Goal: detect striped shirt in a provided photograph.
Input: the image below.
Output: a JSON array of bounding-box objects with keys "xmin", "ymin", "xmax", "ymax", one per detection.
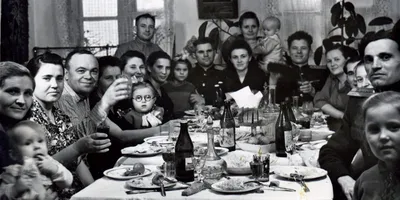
[{"xmin": 55, "ymin": 82, "xmax": 107, "ymax": 137}]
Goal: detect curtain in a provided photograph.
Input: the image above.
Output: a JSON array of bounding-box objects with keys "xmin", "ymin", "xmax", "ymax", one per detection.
[
  {"xmin": 1, "ymin": 0, "xmax": 29, "ymax": 63},
  {"xmin": 53, "ymin": 0, "xmax": 82, "ymax": 57}
]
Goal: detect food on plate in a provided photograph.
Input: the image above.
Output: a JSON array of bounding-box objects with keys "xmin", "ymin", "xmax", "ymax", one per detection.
[
  {"xmin": 123, "ymin": 163, "xmax": 145, "ymax": 176},
  {"xmin": 247, "ymin": 137, "xmax": 258, "ymax": 144},
  {"xmin": 258, "ymin": 136, "xmax": 270, "ymax": 144},
  {"xmin": 223, "ymin": 151, "xmax": 252, "ymax": 168},
  {"xmin": 215, "ymin": 179, "xmax": 256, "ymax": 191},
  {"xmin": 122, "ymin": 143, "xmax": 162, "ymax": 154}
]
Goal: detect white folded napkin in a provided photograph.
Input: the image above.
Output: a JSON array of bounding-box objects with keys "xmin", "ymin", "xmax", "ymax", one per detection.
[
  {"xmin": 142, "ymin": 111, "xmax": 162, "ymax": 127},
  {"xmin": 226, "ymin": 86, "xmax": 263, "ymax": 108}
]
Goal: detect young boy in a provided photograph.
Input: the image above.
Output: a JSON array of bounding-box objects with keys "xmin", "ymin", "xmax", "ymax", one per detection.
[{"xmin": 0, "ymin": 121, "xmax": 72, "ymax": 200}]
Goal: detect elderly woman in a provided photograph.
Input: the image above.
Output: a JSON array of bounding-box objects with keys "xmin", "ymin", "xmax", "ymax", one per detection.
[
  {"xmin": 25, "ymin": 53, "xmax": 111, "ymax": 197},
  {"xmin": 120, "ymin": 50, "xmax": 147, "ymax": 82},
  {"xmin": 313, "ymin": 45, "xmax": 352, "ymax": 131},
  {"xmin": 0, "ymin": 62, "xmax": 35, "ymax": 172},
  {"xmin": 146, "ymin": 51, "xmax": 174, "ymax": 122},
  {"xmin": 223, "ymin": 39, "xmax": 267, "ymax": 93}
]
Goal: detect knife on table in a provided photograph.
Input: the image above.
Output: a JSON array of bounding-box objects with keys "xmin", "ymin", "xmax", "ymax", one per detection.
[{"xmin": 126, "ymin": 186, "xmax": 189, "ymax": 195}]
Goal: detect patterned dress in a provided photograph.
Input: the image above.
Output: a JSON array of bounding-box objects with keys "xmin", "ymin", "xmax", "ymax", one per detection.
[{"xmin": 29, "ymin": 99, "xmax": 82, "ymax": 199}]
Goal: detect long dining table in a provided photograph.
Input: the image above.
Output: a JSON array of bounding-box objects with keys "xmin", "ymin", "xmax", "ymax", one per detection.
[{"xmin": 71, "ymin": 123, "xmax": 334, "ymax": 200}]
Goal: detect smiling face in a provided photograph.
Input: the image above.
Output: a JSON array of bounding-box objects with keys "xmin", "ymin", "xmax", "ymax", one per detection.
[
  {"xmin": 364, "ymin": 39, "xmax": 400, "ymax": 88},
  {"xmin": 10, "ymin": 124, "xmax": 48, "ymax": 163},
  {"xmin": 195, "ymin": 43, "xmax": 215, "ymax": 68},
  {"xmin": 230, "ymin": 48, "xmax": 251, "ymax": 72},
  {"xmin": 66, "ymin": 54, "xmax": 99, "ymax": 97},
  {"xmin": 240, "ymin": 18, "xmax": 259, "ymax": 41},
  {"xmin": 136, "ymin": 17, "xmax": 155, "ymax": 42},
  {"xmin": 148, "ymin": 58, "xmax": 171, "ymax": 84},
  {"xmin": 123, "ymin": 57, "xmax": 146, "ymax": 81},
  {"xmin": 173, "ymin": 63, "xmax": 189, "ymax": 82},
  {"xmin": 289, "ymin": 39, "xmax": 310, "ymax": 66},
  {"xmin": 0, "ymin": 76, "xmax": 33, "ymax": 120},
  {"xmin": 33, "ymin": 63, "xmax": 64, "ymax": 104},
  {"xmin": 132, "ymin": 87, "xmax": 155, "ymax": 113},
  {"xmin": 326, "ymin": 49, "xmax": 348, "ymax": 76},
  {"xmin": 365, "ymin": 104, "xmax": 400, "ymax": 165}
]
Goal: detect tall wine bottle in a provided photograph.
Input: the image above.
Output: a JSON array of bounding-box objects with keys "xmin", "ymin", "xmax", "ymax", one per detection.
[
  {"xmin": 220, "ymin": 100, "xmax": 236, "ymax": 151},
  {"xmin": 175, "ymin": 121, "xmax": 194, "ymax": 182},
  {"xmin": 285, "ymin": 97, "xmax": 296, "ymax": 123},
  {"xmin": 275, "ymin": 103, "xmax": 287, "ymax": 157},
  {"xmin": 283, "ymin": 102, "xmax": 294, "ymax": 153}
]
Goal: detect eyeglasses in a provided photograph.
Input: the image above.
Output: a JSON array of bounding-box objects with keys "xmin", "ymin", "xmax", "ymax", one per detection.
[{"xmin": 133, "ymin": 95, "xmax": 155, "ymax": 102}]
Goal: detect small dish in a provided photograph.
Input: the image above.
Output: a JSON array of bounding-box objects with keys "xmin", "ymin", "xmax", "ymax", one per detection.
[{"xmin": 103, "ymin": 166, "xmax": 151, "ymax": 180}]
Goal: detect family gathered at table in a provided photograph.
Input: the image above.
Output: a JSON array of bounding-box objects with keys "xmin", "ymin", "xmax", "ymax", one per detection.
[{"xmin": 1, "ymin": 10, "xmax": 400, "ymax": 200}]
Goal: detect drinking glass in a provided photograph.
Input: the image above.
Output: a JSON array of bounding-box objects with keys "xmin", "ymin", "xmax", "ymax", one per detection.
[
  {"xmin": 117, "ymin": 74, "xmax": 133, "ymax": 99},
  {"xmin": 161, "ymin": 148, "xmax": 175, "ymax": 178},
  {"xmin": 250, "ymin": 161, "xmax": 264, "ymax": 181},
  {"xmin": 192, "ymin": 156, "xmax": 206, "ymax": 181}
]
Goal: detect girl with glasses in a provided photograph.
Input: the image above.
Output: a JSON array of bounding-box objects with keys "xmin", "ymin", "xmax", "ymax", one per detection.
[{"xmin": 117, "ymin": 82, "xmax": 163, "ymax": 129}]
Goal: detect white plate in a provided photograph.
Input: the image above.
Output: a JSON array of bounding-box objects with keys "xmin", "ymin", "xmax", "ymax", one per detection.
[
  {"xmin": 126, "ymin": 176, "xmax": 176, "ymax": 189},
  {"xmin": 103, "ymin": 166, "xmax": 151, "ymax": 180},
  {"xmin": 211, "ymin": 179, "xmax": 261, "ymax": 194},
  {"xmin": 144, "ymin": 136, "xmax": 173, "ymax": 145},
  {"xmin": 121, "ymin": 145, "xmax": 162, "ymax": 157},
  {"xmin": 274, "ymin": 166, "xmax": 327, "ymax": 180},
  {"xmin": 236, "ymin": 141, "xmax": 275, "ymax": 153}
]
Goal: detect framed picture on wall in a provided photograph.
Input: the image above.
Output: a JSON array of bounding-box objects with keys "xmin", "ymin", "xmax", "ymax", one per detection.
[{"xmin": 197, "ymin": 0, "xmax": 238, "ymax": 19}]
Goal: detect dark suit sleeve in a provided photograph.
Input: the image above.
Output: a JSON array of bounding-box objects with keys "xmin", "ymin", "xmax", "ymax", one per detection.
[{"xmin": 318, "ymin": 97, "xmax": 360, "ymax": 183}]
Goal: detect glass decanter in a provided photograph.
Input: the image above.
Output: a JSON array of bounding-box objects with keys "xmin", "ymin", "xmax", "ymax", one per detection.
[{"xmin": 201, "ymin": 116, "xmax": 227, "ymax": 180}]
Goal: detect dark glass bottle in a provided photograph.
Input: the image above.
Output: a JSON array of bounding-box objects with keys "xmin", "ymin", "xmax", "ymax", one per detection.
[
  {"xmin": 213, "ymin": 84, "xmax": 223, "ymax": 109},
  {"xmin": 220, "ymin": 100, "xmax": 236, "ymax": 151},
  {"xmin": 175, "ymin": 121, "xmax": 194, "ymax": 182},
  {"xmin": 283, "ymin": 102, "xmax": 293, "ymax": 153},
  {"xmin": 218, "ymin": 81, "xmax": 225, "ymax": 99},
  {"xmin": 285, "ymin": 98, "xmax": 296, "ymax": 123},
  {"xmin": 275, "ymin": 103, "xmax": 287, "ymax": 157}
]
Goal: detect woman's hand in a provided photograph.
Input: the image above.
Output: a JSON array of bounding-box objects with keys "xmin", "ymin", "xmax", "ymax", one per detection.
[
  {"xmin": 74, "ymin": 133, "xmax": 111, "ymax": 154},
  {"xmin": 337, "ymin": 175, "xmax": 356, "ymax": 200}
]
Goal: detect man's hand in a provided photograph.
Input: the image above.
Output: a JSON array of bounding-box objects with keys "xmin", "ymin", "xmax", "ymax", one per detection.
[
  {"xmin": 36, "ymin": 155, "xmax": 59, "ymax": 176},
  {"xmin": 100, "ymin": 78, "xmax": 131, "ymax": 110},
  {"xmin": 337, "ymin": 175, "xmax": 356, "ymax": 200},
  {"xmin": 74, "ymin": 133, "xmax": 111, "ymax": 154},
  {"xmin": 190, "ymin": 93, "xmax": 205, "ymax": 105},
  {"xmin": 299, "ymin": 81, "xmax": 316, "ymax": 95}
]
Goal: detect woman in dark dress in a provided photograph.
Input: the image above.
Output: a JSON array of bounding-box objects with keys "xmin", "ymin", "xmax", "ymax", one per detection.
[{"xmin": 223, "ymin": 39, "xmax": 268, "ymax": 93}]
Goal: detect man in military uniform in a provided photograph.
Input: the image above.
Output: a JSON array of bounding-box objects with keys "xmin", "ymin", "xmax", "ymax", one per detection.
[
  {"xmin": 276, "ymin": 31, "xmax": 329, "ymax": 103},
  {"xmin": 187, "ymin": 37, "xmax": 224, "ymax": 105},
  {"xmin": 114, "ymin": 13, "xmax": 162, "ymax": 59}
]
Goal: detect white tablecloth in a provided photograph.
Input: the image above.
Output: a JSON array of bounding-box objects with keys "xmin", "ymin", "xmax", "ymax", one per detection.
[
  {"xmin": 72, "ymin": 126, "xmax": 334, "ymax": 200},
  {"xmin": 71, "ymin": 165, "xmax": 333, "ymax": 200}
]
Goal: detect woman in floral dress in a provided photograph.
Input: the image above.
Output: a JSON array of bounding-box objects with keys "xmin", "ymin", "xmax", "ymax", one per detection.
[{"xmin": 26, "ymin": 52, "xmax": 110, "ymax": 199}]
